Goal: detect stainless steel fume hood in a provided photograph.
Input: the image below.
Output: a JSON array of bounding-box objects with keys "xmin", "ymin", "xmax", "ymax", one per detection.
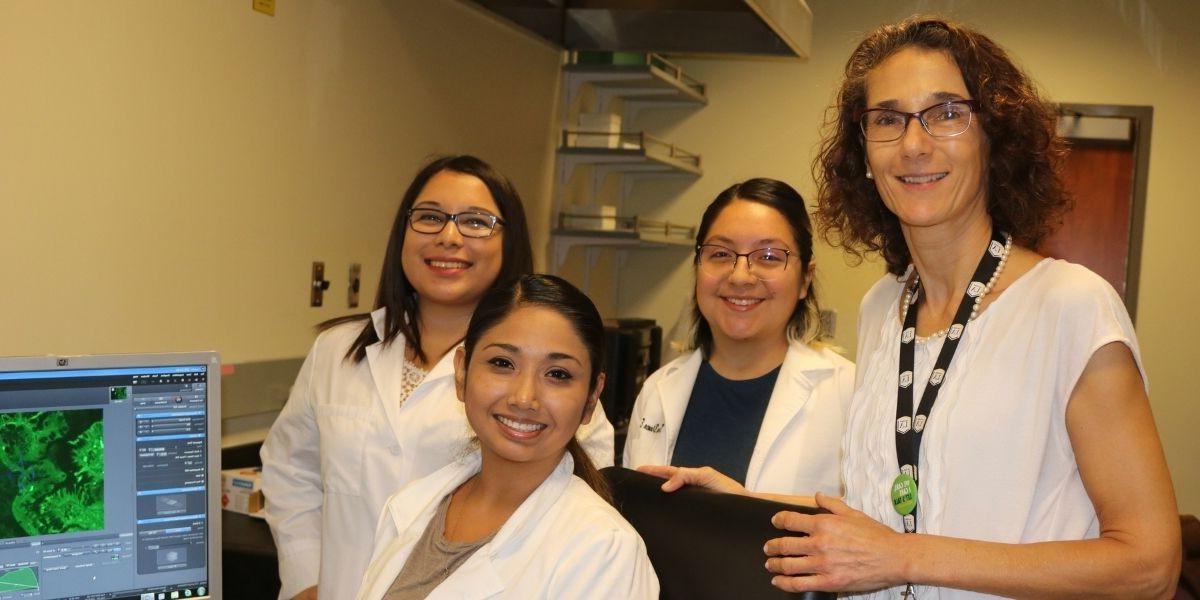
[{"xmin": 464, "ymin": 0, "xmax": 812, "ymax": 59}]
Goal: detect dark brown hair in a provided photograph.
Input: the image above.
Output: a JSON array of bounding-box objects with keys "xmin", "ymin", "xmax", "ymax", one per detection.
[
  {"xmin": 692, "ymin": 178, "xmax": 821, "ymax": 355},
  {"xmin": 814, "ymin": 16, "xmax": 1071, "ymax": 275},
  {"xmin": 461, "ymin": 274, "xmax": 612, "ymax": 504},
  {"xmin": 321, "ymin": 155, "xmax": 534, "ymax": 363}
]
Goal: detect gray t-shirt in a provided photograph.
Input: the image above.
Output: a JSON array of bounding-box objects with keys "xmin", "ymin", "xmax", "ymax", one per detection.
[{"xmin": 383, "ymin": 492, "xmax": 495, "ymax": 599}]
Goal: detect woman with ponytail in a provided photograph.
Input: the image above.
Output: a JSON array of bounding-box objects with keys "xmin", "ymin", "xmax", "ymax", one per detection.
[{"xmin": 356, "ymin": 274, "xmax": 658, "ymax": 599}]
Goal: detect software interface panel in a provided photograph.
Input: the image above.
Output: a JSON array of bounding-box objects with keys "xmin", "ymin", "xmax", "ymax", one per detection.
[{"xmin": 0, "ymin": 364, "xmax": 212, "ymax": 600}]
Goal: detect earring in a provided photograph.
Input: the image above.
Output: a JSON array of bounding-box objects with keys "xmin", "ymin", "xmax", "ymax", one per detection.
[{"xmin": 866, "ymin": 166, "xmax": 874, "ymax": 180}]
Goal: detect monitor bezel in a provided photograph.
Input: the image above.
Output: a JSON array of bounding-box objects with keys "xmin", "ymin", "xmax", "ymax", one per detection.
[{"xmin": 0, "ymin": 351, "xmax": 222, "ymax": 600}]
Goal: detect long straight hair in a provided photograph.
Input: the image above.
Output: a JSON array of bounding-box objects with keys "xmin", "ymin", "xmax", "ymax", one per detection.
[
  {"xmin": 321, "ymin": 155, "xmax": 534, "ymax": 363},
  {"xmin": 461, "ymin": 274, "xmax": 612, "ymax": 504}
]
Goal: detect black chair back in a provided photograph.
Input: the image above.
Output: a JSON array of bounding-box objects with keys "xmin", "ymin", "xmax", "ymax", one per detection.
[{"xmin": 602, "ymin": 467, "xmax": 835, "ymax": 600}]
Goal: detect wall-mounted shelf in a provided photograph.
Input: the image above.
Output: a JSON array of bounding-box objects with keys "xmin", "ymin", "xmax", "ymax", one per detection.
[
  {"xmin": 563, "ymin": 52, "xmax": 707, "ymax": 115},
  {"xmin": 550, "ymin": 50, "xmax": 707, "ymax": 332},
  {"xmin": 558, "ymin": 130, "xmax": 702, "ymax": 175},
  {"xmin": 551, "ymin": 212, "xmax": 695, "ymax": 270}
]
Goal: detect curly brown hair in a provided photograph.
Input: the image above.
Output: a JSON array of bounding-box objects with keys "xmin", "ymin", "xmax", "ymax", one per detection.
[{"xmin": 814, "ymin": 16, "xmax": 1071, "ymax": 275}]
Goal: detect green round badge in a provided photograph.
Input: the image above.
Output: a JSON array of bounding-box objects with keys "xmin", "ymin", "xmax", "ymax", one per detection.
[{"xmin": 891, "ymin": 473, "xmax": 918, "ymax": 516}]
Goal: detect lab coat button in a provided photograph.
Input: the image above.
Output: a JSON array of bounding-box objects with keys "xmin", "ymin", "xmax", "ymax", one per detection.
[{"xmin": 389, "ymin": 445, "xmax": 401, "ymax": 455}]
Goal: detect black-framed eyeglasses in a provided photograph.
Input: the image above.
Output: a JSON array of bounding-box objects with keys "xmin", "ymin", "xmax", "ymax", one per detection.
[
  {"xmin": 857, "ymin": 99, "xmax": 978, "ymax": 142},
  {"xmin": 695, "ymin": 244, "xmax": 792, "ymax": 279},
  {"xmin": 406, "ymin": 208, "xmax": 505, "ymax": 238}
]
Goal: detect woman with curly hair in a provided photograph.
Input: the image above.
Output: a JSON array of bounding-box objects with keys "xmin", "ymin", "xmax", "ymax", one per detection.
[{"xmin": 645, "ymin": 17, "xmax": 1179, "ymax": 598}]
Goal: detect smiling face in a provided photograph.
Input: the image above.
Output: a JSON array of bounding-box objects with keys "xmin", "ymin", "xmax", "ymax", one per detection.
[
  {"xmin": 454, "ymin": 305, "xmax": 601, "ymax": 472},
  {"xmin": 400, "ymin": 170, "xmax": 505, "ymax": 310},
  {"xmin": 695, "ymin": 199, "xmax": 812, "ymax": 351},
  {"xmin": 864, "ymin": 46, "xmax": 990, "ymax": 236}
]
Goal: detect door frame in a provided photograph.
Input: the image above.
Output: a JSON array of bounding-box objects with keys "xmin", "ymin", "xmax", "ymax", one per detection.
[{"xmin": 1057, "ymin": 102, "xmax": 1153, "ymax": 322}]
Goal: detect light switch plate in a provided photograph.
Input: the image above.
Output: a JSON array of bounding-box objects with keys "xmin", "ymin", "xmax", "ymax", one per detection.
[
  {"xmin": 311, "ymin": 262, "xmax": 329, "ymax": 307},
  {"xmin": 348, "ymin": 263, "xmax": 362, "ymax": 308}
]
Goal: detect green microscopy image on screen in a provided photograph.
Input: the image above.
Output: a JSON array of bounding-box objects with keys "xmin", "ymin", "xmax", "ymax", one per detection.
[{"xmin": 0, "ymin": 410, "xmax": 104, "ymax": 539}]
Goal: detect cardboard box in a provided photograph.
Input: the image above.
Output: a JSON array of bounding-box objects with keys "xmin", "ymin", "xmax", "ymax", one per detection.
[
  {"xmin": 574, "ymin": 113, "xmax": 622, "ymax": 148},
  {"xmin": 221, "ymin": 467, "xmax": 264, "ymax": 517},
  {"xmin": 563, "ymin": 204, "xmax": 619, "ymax": 231}
]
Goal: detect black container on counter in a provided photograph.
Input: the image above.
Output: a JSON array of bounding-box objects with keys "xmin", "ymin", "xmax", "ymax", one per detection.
[{"xmin": 601, "ymin": 318, "xmax": 662, "ymax": 461}]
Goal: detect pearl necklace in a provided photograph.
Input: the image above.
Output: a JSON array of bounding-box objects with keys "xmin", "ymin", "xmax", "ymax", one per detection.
[{"xmin": 900, "ymin": 232, "xmax": 1013, "ymax": 342}]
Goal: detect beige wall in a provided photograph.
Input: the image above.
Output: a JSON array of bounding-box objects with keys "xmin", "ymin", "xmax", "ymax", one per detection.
[
  {"xmin": 622, "ymin": 0, "xmax": 1200, "ymax": 513},
  {"xmin": 0, "ymin": 0, "xmax": 561, "ymax": 364},
  {"xmin": 2, "ymin": 0, "xmax": 1196, "ymax": 513}
]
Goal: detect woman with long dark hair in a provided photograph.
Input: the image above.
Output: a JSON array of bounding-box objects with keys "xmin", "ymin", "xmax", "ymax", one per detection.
[
  {"xmin": 356, "ymin": 274, "xmax": 657, "ymax": 599},
  {"xmin": 261, "ymin": 156, "xmax": 615, "ymax": 600}
]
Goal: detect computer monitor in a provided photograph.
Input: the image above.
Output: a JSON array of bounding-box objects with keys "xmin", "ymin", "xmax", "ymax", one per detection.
[{"xmin": 0, "ymin": 352, "xmax": 221, "ymax": 600}]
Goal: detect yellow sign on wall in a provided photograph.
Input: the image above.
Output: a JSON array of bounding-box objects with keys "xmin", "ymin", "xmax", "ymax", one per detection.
[{"xmin": 252, "ymin": 0, "xmax": 275, "ymax": 16}]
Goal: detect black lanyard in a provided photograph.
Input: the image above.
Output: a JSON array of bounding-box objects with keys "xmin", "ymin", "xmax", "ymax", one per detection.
[{"xmin": 891, "ymin": 228, "xmax": 1006, "ymax": 535}]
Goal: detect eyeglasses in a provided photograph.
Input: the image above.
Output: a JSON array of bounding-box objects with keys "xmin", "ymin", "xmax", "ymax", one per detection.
[
  {"xmin": 695, "ymin": 244, "xmax": 792, "ymax": 279},
  {"xmin": 857, "ymin": 100, "xmax": 978, "ymax": 142},
  {"xmin": 406, "ymin": 208, "xmax": 505, "ymax": 238}
]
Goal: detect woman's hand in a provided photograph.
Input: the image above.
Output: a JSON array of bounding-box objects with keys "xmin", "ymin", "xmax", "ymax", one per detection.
[
  {"xmin": 635, "ymin": 465, "xmax": 748, "ymax": 495},
  {"xmin": 764, "ymin": 492, "xmax": 908, "ymax": 593}
]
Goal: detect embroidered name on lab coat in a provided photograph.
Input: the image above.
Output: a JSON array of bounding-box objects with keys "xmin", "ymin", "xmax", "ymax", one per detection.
[{"xmin": 640, "ymin": 418, "xmax": 664, "ymax": 433}]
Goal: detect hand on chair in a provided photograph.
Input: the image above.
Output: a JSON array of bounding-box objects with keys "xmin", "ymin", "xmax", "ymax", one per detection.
[
  {"xmin": 635, "ymin": 465, "xmax": 749, "ymax": 495},
  {"xmin": 764, "ymin": 492, "xmax": 907, "ymax": 593}
]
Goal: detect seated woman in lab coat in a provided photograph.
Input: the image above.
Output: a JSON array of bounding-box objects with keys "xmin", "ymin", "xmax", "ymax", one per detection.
[
  {"xmin": 260, "ymin": 156, "xmax": 615, "ymax": 600},
  {"xmin": 356, "ymin": 274, "xmax": 658, "ymax": 600},
  {"xmin": 623, "ymin": 178, "xmax": 854, "ymax": 496}
]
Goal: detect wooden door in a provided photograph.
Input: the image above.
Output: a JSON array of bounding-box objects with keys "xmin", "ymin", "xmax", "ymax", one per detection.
[{"xmin": 1038, "ymin": 140, "xmax": 1136, "ymax": 297}]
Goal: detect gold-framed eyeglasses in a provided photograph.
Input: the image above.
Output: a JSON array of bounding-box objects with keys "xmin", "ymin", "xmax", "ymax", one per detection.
[
  {"xmin": 406, "ymin": 208, "xmax": 505, "ymax": 238},
  {"xmin": 857, "ymin": 99, "xmax": 978, "ymax": 142},
  {"xmin": 695, "ymin": 244, "xmax": 792, "ymax": 279}
]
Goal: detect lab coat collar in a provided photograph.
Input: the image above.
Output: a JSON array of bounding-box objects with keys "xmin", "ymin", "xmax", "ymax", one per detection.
[
  {"xmin": 364, "ymin": 307, "xmax": 458, "ymax": 445},
  {"xmin": 652, "ymin": 349, "xmax": 705, "ymax": 453},
  {"xmin": 370, "ymin": 306, "xmax": 388, "ymax": 340},
  {"xmin": 486, "ymin": 452, "xmax": 575, "ymax": 557},
  {"xmin": 383, "ymin": 451, "xmax": 576, "ymax": 598},
  {"xmin": 384, "ymin": 451, "xmax": 577, "ymax": 547},
  {"xmin": 744, "ymin": 340, "xmax": 836, "ymax": 488}
]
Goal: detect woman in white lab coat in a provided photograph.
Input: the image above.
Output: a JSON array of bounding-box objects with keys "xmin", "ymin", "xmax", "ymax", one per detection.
[
  {"xmin": 260, "ymin": 156, "xmax": 615, "ymax": 600},
  {"xmin": 623, "ymin": 179, "xmax": 854, "ymax": 496},
  {"xmin": 356, "ymin": 274, "xmax": 658, "ymax": 600}
]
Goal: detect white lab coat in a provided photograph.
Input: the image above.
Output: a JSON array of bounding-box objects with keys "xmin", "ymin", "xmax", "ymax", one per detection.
[
  {"xmin": 356, "ymin": 451, "xmax": 659, "ymax": 600},
  {"xmin": 622, "ymin": 340, "xmax": 854, "ymax": 496},
  {"xmin": 260, "ymin": 308, "xmax": 616, "ymax": 600}
]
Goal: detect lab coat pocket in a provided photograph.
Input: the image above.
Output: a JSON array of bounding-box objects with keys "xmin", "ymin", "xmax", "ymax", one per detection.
[{"xmin": 315, "ymin": 404, "xmax": 370, "ymax": 495}]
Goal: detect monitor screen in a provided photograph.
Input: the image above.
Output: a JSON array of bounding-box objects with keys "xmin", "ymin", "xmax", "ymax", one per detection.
[{"xmin": 0, "ymin": 353, "xmax": 221, "ymax": 600}]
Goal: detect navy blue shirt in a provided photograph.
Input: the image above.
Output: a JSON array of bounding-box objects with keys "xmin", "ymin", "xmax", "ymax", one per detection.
[{"xmin": 670, "ymin": 361, "xmax": 781, "ymax": 485}]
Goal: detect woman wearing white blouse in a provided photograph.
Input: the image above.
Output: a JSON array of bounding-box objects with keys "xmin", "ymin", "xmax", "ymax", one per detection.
[{"xmin": 644, "ymin": 17, "xmax": 1179, "ymax": 599}]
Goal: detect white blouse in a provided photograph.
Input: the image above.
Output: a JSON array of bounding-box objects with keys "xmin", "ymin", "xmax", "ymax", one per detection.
[{"xmin": 842, "ymin": 259, "xmax": 1147, "ymax": 600}]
